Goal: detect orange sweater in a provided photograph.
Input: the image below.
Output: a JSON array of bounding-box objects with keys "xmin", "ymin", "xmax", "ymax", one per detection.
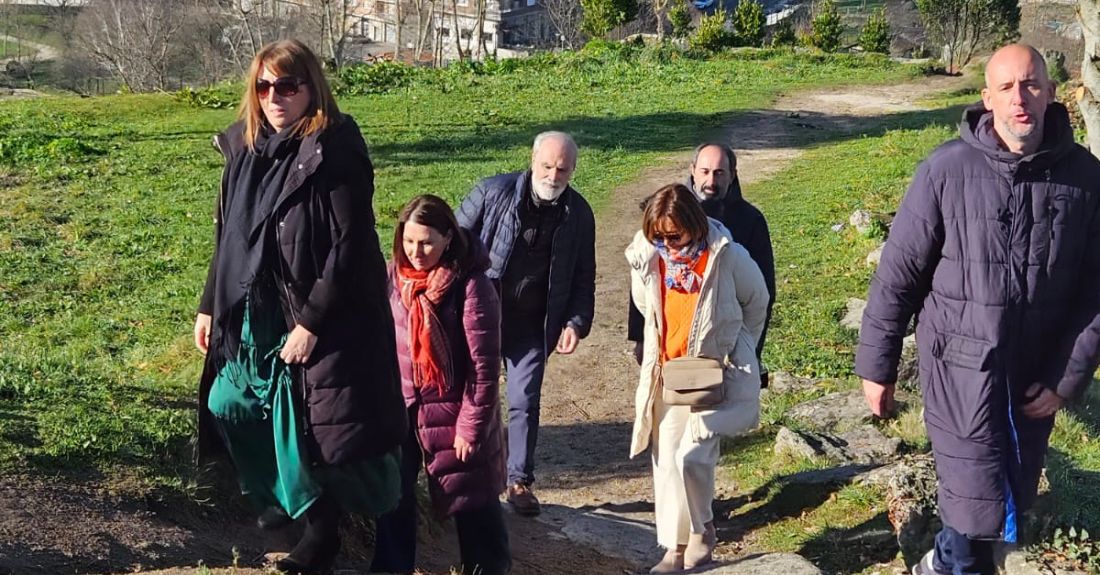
[{"xmin": 660, "ymin": 250, "xmax": 710, "ymax": 362}]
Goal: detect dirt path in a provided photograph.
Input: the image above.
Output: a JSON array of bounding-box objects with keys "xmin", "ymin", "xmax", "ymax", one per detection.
[{"xmin": 532, "ymin": 74, "xmax": 968, "ymax": 568}]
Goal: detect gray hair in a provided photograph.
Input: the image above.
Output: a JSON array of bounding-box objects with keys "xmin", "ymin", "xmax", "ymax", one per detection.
[
  {"xmin": 532, "ymin": 131, "xmax": 578, "ymax": 160},
  {"xmin": 691, "ymin": 142, "xmax": 737, "ymax": 172}
]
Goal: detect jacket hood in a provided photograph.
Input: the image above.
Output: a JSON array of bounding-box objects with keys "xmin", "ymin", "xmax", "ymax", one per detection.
[
  {"xmin": 625, "ymin": 218, "xmax": 731, "ymax": 274},
  {"xmin": 959, "ymin": 102, "xmax": 1076, "ymax": 168},
  {"xmin": 684, "ymin": 174, "xmax": 745, "ymax": 205}
]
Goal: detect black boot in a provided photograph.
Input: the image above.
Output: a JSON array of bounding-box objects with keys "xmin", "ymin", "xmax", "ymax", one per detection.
[
  {"xmin": 257, "ymin": 506, "xmax": 293, "ymax": 530},
  {"xmin": 275, "ymin": 496, "xmax": 341, "ymax": 575}
]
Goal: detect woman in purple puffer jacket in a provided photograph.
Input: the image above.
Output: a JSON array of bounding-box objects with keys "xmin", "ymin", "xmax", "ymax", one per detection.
[{"xmin": 370, "ymin": 194, "xmax": 511, "ymax": 575}]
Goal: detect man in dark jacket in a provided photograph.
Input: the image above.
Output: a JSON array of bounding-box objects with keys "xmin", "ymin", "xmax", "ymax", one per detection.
[
  {"xmin": 856, "ymin": 44, "xmax": 1100, "ymax": 575},
  {"xmin": 456, "ymin": 131, "xmax": 596, "ymax": 516},
  {"xmin": 627, "ymin": 143, "xmax": 776, "ymax": 385}
]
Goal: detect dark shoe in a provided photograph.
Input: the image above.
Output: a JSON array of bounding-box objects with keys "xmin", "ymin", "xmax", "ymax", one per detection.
[
  {"xmin": 506, "ymin": 482, "xmax": 541, "ymax": 516},
  {"xmin": 257, "ymin": 506, "xmax": 293, "ymax": 530},
  {"xmin": 276, "ymin": 496, "xmax": 341, "ymax": 575}
]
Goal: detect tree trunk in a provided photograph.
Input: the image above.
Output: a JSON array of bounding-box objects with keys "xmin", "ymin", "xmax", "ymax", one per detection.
[{"xmin": 1080, "ymin": 0, "xmax": 1100, "ymax": 157}]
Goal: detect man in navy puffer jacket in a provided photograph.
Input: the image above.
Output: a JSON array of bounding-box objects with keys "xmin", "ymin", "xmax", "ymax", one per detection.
[{"xmin": 857, "ymin": 44, "xmax": 1100, "ymax": 575}]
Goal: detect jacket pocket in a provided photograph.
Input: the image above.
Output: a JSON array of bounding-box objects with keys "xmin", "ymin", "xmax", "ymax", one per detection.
[{"xmin": 931, "ymin": 331, "xmax": 993, "ymax": 371}]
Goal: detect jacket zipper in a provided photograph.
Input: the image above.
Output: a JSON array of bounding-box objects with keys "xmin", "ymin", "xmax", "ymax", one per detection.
[{"xmin": 275, "ymin": 208, "xmax": 312, "ymax": 440}]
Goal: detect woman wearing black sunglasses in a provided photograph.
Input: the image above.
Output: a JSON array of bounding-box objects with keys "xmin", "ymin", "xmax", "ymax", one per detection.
[
  {"xmin": 192, "ymin": 39, "xmax": 406, "ymax": 575},
  {"xmin": 625, "ymin": 183, "xmax": 769, "ymax": 573}
]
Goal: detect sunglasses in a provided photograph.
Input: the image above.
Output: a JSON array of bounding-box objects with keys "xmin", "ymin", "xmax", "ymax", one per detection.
[
  {"xmin": 653, "ymin": 232, "xmax": 683, "ymax": 244},
  {"xmin": 256, "ymin": 76, "xmax": 308, "ymax": 98}
]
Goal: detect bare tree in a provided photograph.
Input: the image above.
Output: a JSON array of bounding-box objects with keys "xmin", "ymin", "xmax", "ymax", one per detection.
[
  {"xmin": 411, "ymin": 0, "xmax": 436, "ymax": 61},
  {"xmin": 75, "ymin": 0, "xmax": 184, "ymax": 92},
  {"xmin": 314, "ymin": 0, "xmax": 365, "ymax": 66},
  {"xmin": 1080, "ymin": 0, "xmax": 1100, "ymax": 156},
  {"xmin": 539, "ymin": 0, "xmax": 583, "ymax": 48}
]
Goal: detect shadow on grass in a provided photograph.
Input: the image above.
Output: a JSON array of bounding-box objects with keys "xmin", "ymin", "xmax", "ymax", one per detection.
[
  {"xmin": 370, "ymin": 102, "xmax": 972, "ymax": 171},
  {"xmin": 798, "ymin": 511, "xmax": 898, "ymax": 574}
]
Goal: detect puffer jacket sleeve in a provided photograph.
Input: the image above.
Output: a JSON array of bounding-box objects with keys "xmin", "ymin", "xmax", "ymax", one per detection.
[
  {"xmin": 1043, "ymin": 186, "xmax": 1100, "ymax": 400},
  {"xmin": 745, "ymin": 215, "xmax": 775, "ymax": 359},
  {"xmin": 456, "ymin": 273, "xmax": 502, "ymax": 445},
  {"xmin": 564, "ymin": 202, "xmax": 597, "ymax": 338},
  {"xmin": 298, "ymin": 126, "xmax": 379, "ymax": 334},
  {"xmin": 855, "ymin": 162, "xmax": 944, "ymax": 385},
  {"xmin": 729, "ymin": 242, "xmax": 769, "ymax": 347},
  {"xmin": 456, "ymin": 180, "xmax": 489, "ymax": 235}
]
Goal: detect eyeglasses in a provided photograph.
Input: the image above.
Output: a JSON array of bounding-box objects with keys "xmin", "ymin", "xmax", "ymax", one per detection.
[
  {"xmin": 653, "ymin": 232, "xmax": 683, "ymax": 244},
  {"xmin": 256, "ymin": 76, "xmax": 308, "ymax": 98}
]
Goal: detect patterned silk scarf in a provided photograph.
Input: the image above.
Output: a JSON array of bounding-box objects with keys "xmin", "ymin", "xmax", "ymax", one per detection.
[
  {"xmin": 397, "ymin": 262, "xmax": 460, "ymax": 393},
  {"xmin": 656, "ymin": 239, "xmax": 708, "ymax": 293}
]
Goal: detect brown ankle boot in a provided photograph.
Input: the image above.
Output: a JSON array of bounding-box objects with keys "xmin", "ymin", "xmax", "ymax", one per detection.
[
  {"xmin": 650, "ymin": 546, "xmax": 685, "ymax": 573},
  {"xmin": 684, "ymin": 522, "xmax": 716, "ymax": 569}
]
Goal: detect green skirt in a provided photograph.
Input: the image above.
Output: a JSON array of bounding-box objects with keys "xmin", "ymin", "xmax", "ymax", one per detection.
[{"xmin": 208, "ymin": 295, "xmax": 400, "ymax": 519}]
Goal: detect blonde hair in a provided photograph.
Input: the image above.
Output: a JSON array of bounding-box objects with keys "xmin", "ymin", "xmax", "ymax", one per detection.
[{"xmin": 238, "ymin": 39, "xmax": 340, "ymax": 150}]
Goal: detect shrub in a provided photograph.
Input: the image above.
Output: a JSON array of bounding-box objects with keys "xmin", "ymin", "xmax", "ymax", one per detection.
[
  {"xmin": 174, "ymin": 85, "xmax": 239, "ymax": 109},
  {"xmin": 1044, "ymin": 49, "xmax": 1069, "ymax": 85},
  {"xmin": 334, "ymin": 60, "xmax": 418, "ymax": 95},
  {"xmin": 689, "ymin": 9, "xmax": 733, "ymax": 53},
  {"xmin": 732, "ymin": 0, "xmax": 765, "ymax": 47},
  {"xmin": 668, "ymin": 0, "xmax": 693, "ymax": 39},
  {"xmin": 770, "ymin": 18, "xmax": 796, "ymax": 47},
  {"xmin": 858, "ymin": 7, "xmax": 891, "ymax": 54},
  {"xmin": 580, "ymin": 0, "xmax": 639, "ymax": 38},
  {"xmin": 810, "ymin": 0, "xmax": 843, "ymax": 53}
]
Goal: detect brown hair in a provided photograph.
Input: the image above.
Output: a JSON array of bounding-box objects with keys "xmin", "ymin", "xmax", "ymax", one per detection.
[
  {"xmin": 393, "ymin": 194, "xmax": 472, "ymax": 270},
  {"xmin": 642, "ymin": 183, "xmax": 709, "ymax": 244},
  {"xmin": 238, "ymin": 39, "xmax": 340, "ymax": 150}
]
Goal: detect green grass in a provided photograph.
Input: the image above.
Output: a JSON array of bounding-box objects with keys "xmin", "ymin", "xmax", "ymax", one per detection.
[{"xmin": 0, "ymin": 50, "xmax": 919, "ymax": 488}]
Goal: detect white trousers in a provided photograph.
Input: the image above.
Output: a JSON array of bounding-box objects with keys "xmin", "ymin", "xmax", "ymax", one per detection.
[{"xmin": 651, "ymin": 395, "xmax": 721, "ymax": 549}]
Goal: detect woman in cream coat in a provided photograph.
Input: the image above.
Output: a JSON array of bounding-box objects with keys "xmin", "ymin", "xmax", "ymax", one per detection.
[{"xmin": 625, "ymin": 183, "xmax": 769, "ymax": 573}]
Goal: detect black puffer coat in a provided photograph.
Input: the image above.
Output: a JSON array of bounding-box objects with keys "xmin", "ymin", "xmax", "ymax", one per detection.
[
  {"xmin": 197, "ymin": 115, "xmax": 407, "ymax": 466},
  {"xmin": 856, "ymin": 103, "xmax": 1100, "ymax": 540}
]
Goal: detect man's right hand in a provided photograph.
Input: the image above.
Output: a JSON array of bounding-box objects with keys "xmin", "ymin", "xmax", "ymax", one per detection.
[
  {"xmin": 861, "ymin": 379, "xmax": 896, "ymax": 417},
  {"xmin": 633, "ymin": 341, "xmax": 643, "ymax": 365},
  {"xmin": 194, "ymin": 313, "xmax": 212, "ymax": 355}
]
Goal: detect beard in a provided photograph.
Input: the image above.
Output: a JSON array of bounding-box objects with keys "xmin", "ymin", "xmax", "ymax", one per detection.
[{"xmin": 533, "ymin": 179, "xmax": 567, "ymax": 201}]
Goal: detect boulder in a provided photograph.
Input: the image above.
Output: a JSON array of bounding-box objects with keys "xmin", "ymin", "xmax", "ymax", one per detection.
[
  {"xmin": 840, "ymin": 298, "xmax": 867, "ymax": 332},
  {"xmin": 897, "ymin": 335, "xmax": 920, "ymax": 393},
  {"xmin": 786, "ymin": 389, "xmax": 874, "ymax": 432},
  {"xmin": 849, "ymin": 209, "xmax": 875, "ymax": 235},
  {"xmin": 773, "ymin": 425, "xmax": 902, "ymax": 465},
  {"xmin": 885, "ymin": 454, "xmax": 940, "ymax": 565},
  {"xmin": 764, "ymin": 371, "xmax": 819, "ymax": 395},
  {"xmin": 866, "ymin": 243, "xmax": 885, "ymax": 267},
  {"xmin": 701, "ymin": 553, "xmax": 823, "ymax": 574}
]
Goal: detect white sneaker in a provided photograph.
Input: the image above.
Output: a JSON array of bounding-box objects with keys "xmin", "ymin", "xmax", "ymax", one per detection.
[{"xmin": 911, "ymin": 550, "xmax": 941, "ymax": 575}]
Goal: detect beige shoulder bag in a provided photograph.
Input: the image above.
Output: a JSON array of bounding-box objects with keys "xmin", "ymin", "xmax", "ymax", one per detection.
[{"xmin": 661, "ymin": 356, "xmax": 725, "ymax": 407}]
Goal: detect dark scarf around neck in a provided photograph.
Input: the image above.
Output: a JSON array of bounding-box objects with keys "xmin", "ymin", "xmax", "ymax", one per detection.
[{"xmin": 210, "ymin": 126, "xmax": 301, "ymax": 360}]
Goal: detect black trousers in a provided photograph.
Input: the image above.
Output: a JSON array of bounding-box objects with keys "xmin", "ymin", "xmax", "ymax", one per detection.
[{"xmin": 371, "ymin": 408, "xmax": 511, "ymax": 575}]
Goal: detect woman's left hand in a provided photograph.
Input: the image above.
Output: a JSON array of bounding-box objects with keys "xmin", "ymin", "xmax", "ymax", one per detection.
[
  {"xmin": 454, "ymin": 435, "xmax": 476, "ymax": 462},
  {"xmin": 280, "ymin": 325, "xmax": 318, "ymax": 365}
]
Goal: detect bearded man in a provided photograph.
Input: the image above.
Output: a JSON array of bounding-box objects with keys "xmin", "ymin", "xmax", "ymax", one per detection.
[{"xmin": 456, "ymin": 131, "xmax": 596, "ymax": 517}]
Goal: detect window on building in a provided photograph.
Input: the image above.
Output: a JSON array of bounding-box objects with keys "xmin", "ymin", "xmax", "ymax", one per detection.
[
  {"xmin": 460, "ymin": 28, "xmax": 472, "ymax": 39},
  {"xmin": 482, "ymin": 32, "xmax": 494, "ymax": 44},
  {"xmin": 441, "ymin": 27, "xmax": 451, "ymax": 36}
]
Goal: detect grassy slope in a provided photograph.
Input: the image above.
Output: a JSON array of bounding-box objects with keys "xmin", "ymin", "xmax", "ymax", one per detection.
[{"xmin": 0, "ymin": 51, "xmax": 914, "ymax": 490}]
